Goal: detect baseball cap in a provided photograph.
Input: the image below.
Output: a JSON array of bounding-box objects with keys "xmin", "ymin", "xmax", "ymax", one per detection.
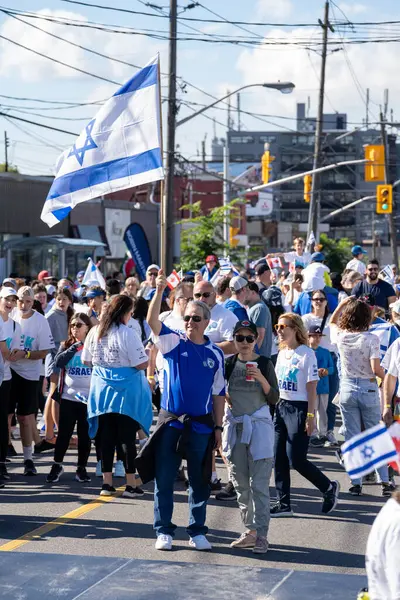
[
  {"xmin": 2, "ymin": 278, "xmax": 17, "ymax": 288},
  {"xmin": 0, "ymin": 287, "xmax": 17, "ymax": 299},
  {"xmin": 146, "ymin": 264, "xmax": 160, "ymax": 274},
  {"xmin": 255, "ymin": 261, "xmax": 270, "ymax": 276},
  {"xmin": 390, "ymin": 299, "xmax": 400, "ymax": 313},
  {"xmin": 311, "ymin": 252, "xmax": 325, "ymax": 263},
  {"xmin": 308, "ymin": 324, "xmax": 325, "ymax": 336},
  {"xmin": 38, "ymin": 270, "xmax": 52, "ymax": 280},
  {"xmin": 85, "ymin": 288, "xmax": 106, "ymax": 299},
  {"xmin": 233, "ymin": 319, "xmax": 258, "ymax": 337},
  {"xmin": 351, "ymin": 245, "xmax": 367, "ymax": 256},
  {"xmin": 205, "ymin": 255, "xmax": 218, "ymax": 263},
  {"xmin": 77, "ymin": 270, "xmax": 85, "ymax": 278},
  {"xmin": 229, "ymin": 275, "xmax": 248, "ymax": 292},
  {"xmin": 17, "ymin": 286, "xmax": 34, "ymax": 300},
  {"xmin": 46, "ymin": 284, "xmax": 56, "ymax": 295}
]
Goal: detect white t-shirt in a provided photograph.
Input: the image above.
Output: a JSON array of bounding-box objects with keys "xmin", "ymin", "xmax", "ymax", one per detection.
[
  {"xmin": 283, "ymin": 251, "xmax": 311, "ymax": 268},
  {"xmin": 275, "ymin": 345, "xmax": 318, "ymax": 401},
  {"xmin": 205, "ymin": 303, "xmax": 238, "ymax": 345},
  {"xmin": 82, "ymin": 324, "xmax": 147, "ymax": 368},
  {"xmin": 62, "ymin": 346, "xmax": 92, "ymax": 403},
  {"xmin": 284, "ymin": 289, "xmax": 300, "ymax": 312},
  {"xmin": 155, "ymin": 310, "xmax": 185, "ymax": 390},
  {"xmin": 2, "ymin": 317, "xmax": 23, "ymax": 381},
  {"xmin": 302, "ymin": 313, "xmax": 337, "ymax": 353},
  {"xmin": 346, "ymin": 257, "xmax": 366, "ymax": 276},
  {"xmin": 11, "ymin": 311, "xmax": 55, "ymax": 381},
  {"xmin": 366, "ymin": 498, "xmax": 400, "ymax": 600},
  {"xmin": 382, "ymin": 337, "xmax": 400, "ymax": 372},
  {"xmin": 127, "ymin": 317, "xmax": 151, "ymax": 343},
  {"xmin": 331, "ymin": 326, "xmax": 380, "ymax": 379}
]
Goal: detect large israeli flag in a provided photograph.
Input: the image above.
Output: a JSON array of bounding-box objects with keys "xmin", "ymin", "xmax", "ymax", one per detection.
[{"xmin": 41, "ymin": 55, "xmax": 164, "ymax": 227}]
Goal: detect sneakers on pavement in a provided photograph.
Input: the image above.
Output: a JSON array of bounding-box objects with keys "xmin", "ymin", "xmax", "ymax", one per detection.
[
  {"xmin": 155, "ymin": 534, "xmax": 172, "ymax": 551},
  {"xmin": 96, "ymin": 460, "xmax": 102, "ymax": 477},
  {"xmin": 114, "ymin": 460, "xmax": 125, "ymax": 478},
  {"xmin": 252, "ymin": 536, "xmax": 269, "ymax": 554},
  {"xmin": 34, "ymin": 439, "xmax": 56, "ymax": 454},
  {"xmin": 216, "ymin": 481, "xmax": 236, "ymax": 501},
  {"xmin": 230, "ymin": 531, "xmax": 256, "ymax": 549},
  {"xmin": 23, "ymin": 459, "xmax": 37, "ymax": 476},
  {"xmin": 322, "ymin": 480, "xmax": 340, "ymax": 514},
  {"xmin": 75, "ymin": 466, "xmax": 91, "ymax": 483},
  {"xmin": 46, "ymin": 463, "xmax": 64, "ymax": 483},
  {"xmin": 324, "ymin": 431, "xmax": 338, "ymax": 447},
  {"xmin": 0, "ymin": 463, "xmax": 10, "ymax": 480},
  {"xmin": 309, "ymin": 436, "xmax": 327, "ymax": 448},
  {"xmin": 210, "ymin": 478, "xmax": 222, "ymax": 492},
  {"xmin": 189, "ymin": 535, "xmax": 212, "ymax": 551},
  {"xmin": 349, "ymin": 484, "xmax": 362, "ymax": 496},
  {"xmin": 364, "ymin": 472, "xmax": 377, "ymax": 485},
  {"xmin": 7, "ymin": 443, "xmax": 17, "ymax": 457},
  {"xmin": 270, "ymin": 503, "xmax": 294, "ymax": 518},
  {"xmin": 100, "ymin": 484, "xmax": 116, "ymax": 496},
  {"xmin": 381, "ymin": 482, "xmax": 396, "ymax": 497},
  {"xmin": 122, "ymin": 485, "xmax": 145, "ymax": 498}
]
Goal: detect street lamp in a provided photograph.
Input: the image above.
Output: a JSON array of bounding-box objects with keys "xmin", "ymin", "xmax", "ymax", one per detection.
[{"xmin": 176, "ymin": 82, "xmax": 295, "ymax": 127}]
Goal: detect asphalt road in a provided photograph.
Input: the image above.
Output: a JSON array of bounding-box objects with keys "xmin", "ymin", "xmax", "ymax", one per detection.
[{"xmin": 0, "ymin": 434, "xmax": 389, "ymax": 577}]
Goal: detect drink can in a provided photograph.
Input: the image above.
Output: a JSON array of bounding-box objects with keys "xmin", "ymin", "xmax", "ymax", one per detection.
[{"xmin": 246, "ymin": 361, "xmax": 258, "ymax": 382}]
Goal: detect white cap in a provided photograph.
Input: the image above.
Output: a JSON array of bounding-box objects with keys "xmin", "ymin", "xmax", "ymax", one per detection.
[
  {"xmin": 390, "ymin": 299, "xmax": 400, "ymax": 313},
  {"xmin": 146, "ymin": 264, "xmax": 160, "ymax": 274},
  {"xmin": 0, "ymin": 287, "xmax": 17, "ymax": 299},
  {"xmin": 46, "ymin": 284, "xmax": 56, "ymax": 295},
  {"xmin": 229, "ymin": 275, "xmax": 248, "ymax": 292}
]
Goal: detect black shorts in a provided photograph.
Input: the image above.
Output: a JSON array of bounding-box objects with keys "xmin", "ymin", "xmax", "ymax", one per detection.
[
  {"xmin": 0, "ymin": 379, "xmax": 12, "ymax": 414},
  {"xmin": 10, "ymin": 371, "xmax": 39, "ymax": 416}
]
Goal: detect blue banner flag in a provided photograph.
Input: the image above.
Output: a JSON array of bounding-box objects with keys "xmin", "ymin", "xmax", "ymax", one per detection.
[
  {"xmin": 123, "ymin": 223, "xmax": 152, "ymax": 281},
  {"xmin": 41, "ymin": 55, "xmax": 164, "ymax": 227}
]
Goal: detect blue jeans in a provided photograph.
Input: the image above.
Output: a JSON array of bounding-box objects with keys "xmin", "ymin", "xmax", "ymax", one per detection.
[
  {"xmin": 340, "ymin": 378, "xmax": 388, "ymax": 486},
  {"xmin": 327, "ymin": 353, "xmax": 339, "ymax": 432},
  {"xmin": 153, "ymin": 425, "xmax": 211, "ymax": 537}
]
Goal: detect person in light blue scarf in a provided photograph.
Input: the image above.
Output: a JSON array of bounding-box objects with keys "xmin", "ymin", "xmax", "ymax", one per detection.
[{"xmin": 82, "ymin": 294, "xmax": 151, "ymax": 499}]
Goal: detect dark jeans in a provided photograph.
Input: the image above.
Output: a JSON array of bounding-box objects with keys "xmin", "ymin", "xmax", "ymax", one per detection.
[
  {"xmin": 0, "ymin": 380, "xmax": 11, "ymax": 463},
  {"xmin": 99, "ymin": 413, "xmax": 140, "ymax": 474},
  {"xmin": 274, "ymin": 400, "xmax": 331, "ymax": 508},
  {"xmin": 54, "ymin": 398, "xmax": 91, "ymax": 467},
  {"xmin": 154, "ymin": 425, "xmax": 211, "ymax": 537},
  {"xmin": 327, "ymin": 353, "xmax": 339, "ymax": 432}
]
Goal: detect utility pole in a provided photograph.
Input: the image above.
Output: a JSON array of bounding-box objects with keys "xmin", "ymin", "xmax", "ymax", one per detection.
[
  {"xmin": 164, "ymin": 0, "xmax": 177, "ymax": 273},
  {"xmin": 223, "ymin": 137, "xmax": 230, "ymax": 246},
  {"xmin": 307, "ymin": 1, "xmax": 333, "ymax": 246},
  {"xmin": 4, "ymin": 131, "xmax": 8, "ymax": 172},
  {"xmin": 237, "ymin": 93, "xmax": 241, "ymax": 131},
  {"xmin": 366, "ymin": 88, "xmax": 369, "ymax": 129},
  {"xmin": 380, "ymin": 110, "xmax": 399, "ymax": 267}
]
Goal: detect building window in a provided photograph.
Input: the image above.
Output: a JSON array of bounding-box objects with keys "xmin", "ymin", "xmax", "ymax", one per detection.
[
  {"xmin": 259, "ymin": 135, "xmax": 277, "ymax": 143},
  {"xmin": 230, "ymin": 135, "xmax": 255, "ymax": 144}
]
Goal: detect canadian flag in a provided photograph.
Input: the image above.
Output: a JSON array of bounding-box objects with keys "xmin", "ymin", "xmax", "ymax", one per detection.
[
  {"xmin": 267, "ymin": 257, "xmax": 283, "ymax": 270},
  {"xmin": 166, "ymin": 270, "xmax": 181, "ymax": 289},
  {"xmin": 388, "ymin": 421, "xmax": 400, "ymax": 473}
]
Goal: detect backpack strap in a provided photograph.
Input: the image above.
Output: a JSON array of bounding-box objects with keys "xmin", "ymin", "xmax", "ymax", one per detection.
[{"xmin": 225, "ymin": 354, "xmax": 238, "ymax": 382}]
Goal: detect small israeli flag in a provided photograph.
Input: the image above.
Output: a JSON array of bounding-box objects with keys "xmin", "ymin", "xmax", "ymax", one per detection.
[
  {"xmin": 82, "ymin": 258, "xmax": 106, "ymax": 290},
  {"xmin": 41, "ymin": 55, "xmax": 164, "ymax": 226},
  {"xmin": 342, "ymin": 423, "xmax": 397, "ymax": 479}
]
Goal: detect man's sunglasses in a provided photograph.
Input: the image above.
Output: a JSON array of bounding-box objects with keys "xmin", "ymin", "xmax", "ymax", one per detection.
[
  {"xmin": 183, "ymin": 315, "xmax": 202, "ymax": 323},
  {"xmin": 194, "ymin": 292, "xmax": 212, "ymax": 299},
  {"xmin": 71, "ymin": 322, "xmax": 84, "ymax": 329},
  {"xmin": 234, "ymin": 334, "xmax": 256, "ymax": 343},
  {"xmin": 148, "ymin": 272, "xmax": 158, "ymax": 277}
]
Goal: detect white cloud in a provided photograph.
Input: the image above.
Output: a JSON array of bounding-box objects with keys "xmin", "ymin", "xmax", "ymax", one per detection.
[
  {"xmin": 256, "ymin": 0, "xmax": 293, "ymax": 20},
  {"xmin": 338, "ymin": 3, "xmax": 367, "ymax": 16}
]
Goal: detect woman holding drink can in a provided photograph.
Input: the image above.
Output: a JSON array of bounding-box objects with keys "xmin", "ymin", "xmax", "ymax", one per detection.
[{"xmin": 222, "ymin": 320, "xmax": 279, "ymax": 554}]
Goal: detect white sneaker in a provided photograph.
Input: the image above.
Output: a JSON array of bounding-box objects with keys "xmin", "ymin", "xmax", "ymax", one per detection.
[
  {"xmin": 96, "ymin": 460, "xmax": 102, "ymax": 477},
  {"xmin": 189, "ymin": 535, "xmax": 212, "ymax": 551},
  {"xmin": 324, "ymin": 431, "xmax": 338, "ymax": 447},
  {"xmin": 155, "ymin": 534, "xmax": 173, "ymax": 551},
  {"xmin": 114, "ymin": 460, "xmax": 126, "ymax": 478}
]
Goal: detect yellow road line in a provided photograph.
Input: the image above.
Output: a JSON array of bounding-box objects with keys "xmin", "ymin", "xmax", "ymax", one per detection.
[{"xmin": 0, "ymin": 486, "xmax": 125, "ymax": 552}]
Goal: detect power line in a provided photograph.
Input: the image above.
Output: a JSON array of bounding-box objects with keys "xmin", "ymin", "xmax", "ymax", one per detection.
[{"xmin": 0, "ymin": 112, "xmax": 78, "ymax": 136}]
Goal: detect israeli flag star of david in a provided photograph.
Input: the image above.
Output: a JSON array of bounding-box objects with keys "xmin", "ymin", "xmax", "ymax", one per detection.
[{"xmin": 41, "ymin": 55, "xmax": 164, "ymax": 227}]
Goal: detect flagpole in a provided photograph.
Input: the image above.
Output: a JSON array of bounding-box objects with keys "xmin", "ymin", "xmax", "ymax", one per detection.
[{"xmin": 157, "ymin": 54, "xmax": 166, "ymax": 272}]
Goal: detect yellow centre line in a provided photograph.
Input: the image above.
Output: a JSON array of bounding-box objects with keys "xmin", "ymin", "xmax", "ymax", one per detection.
[{"xmin": 0, "ymin": 486, "xmax": 125, "ymax": 552}]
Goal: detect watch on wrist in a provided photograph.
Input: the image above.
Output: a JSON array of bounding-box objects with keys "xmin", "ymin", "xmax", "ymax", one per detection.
[{"xmin": 214, "ymin": 425, "xmax": 224, "ymax": 432}]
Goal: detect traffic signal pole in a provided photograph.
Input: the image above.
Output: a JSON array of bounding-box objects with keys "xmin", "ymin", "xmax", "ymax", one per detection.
[{"xmin": 380, "ymin": 111, "xmax": 399, "ymax": 267}]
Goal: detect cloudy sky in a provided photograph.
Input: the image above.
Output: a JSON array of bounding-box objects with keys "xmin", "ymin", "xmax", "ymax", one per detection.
[{"xmin": 0, "ymin": 0, "xmax": 398, "ymax": 174}]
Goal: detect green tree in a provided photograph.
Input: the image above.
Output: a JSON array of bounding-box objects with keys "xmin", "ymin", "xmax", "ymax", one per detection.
[
  {"xmin": 319, "ymin": 233, "xmax": 353, "ymax": 274},
  {"xmin": 0, "ymin": 164, "xmax": 18, "ymax": 173},
  {"xmin": 178, "ymin": 199, "xmax": 245, "ymax": 272}
]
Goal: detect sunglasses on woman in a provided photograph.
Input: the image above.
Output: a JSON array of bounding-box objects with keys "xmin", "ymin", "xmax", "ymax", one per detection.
[
  {"xmin": 71, "ymin": 322, "xmax": 84, "ymax": 329},
  {"xmin": 312, "ymin": 297, "xmax": 327, "ymax": 303},
  {"xmin": 194, "ymin": 292, "xmax": 211, "ymax": 299},
  {"xmin": 274, "ymin": 323, "xmax": 293, "ymax": 331},
  {"xmin": 183, "ymin": 315, "xmax": 202, "ymax": 323},
  {"xmin": 234, "ymin": 334, "xmax": 256, "ymax": 343}
]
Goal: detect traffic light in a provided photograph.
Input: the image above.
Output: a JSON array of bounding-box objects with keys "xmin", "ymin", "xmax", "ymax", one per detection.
[
  {"xmin": 229, "ymin": 226, "xmax": 240, "ymax": 248},
  {"xmin": 365, "ymin": 145, "xmax": 385, "ymax": 182},
  {"xmin": 304, "ymin": 174, "xmax": 312, "ymax": 203},
  {"xmin": 376, "ymin": 184, "xmax": 393, "ymax": 214},
  {"xmin": 261, "ymin": 150, "xmax": 274, "ymax": 184}
]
